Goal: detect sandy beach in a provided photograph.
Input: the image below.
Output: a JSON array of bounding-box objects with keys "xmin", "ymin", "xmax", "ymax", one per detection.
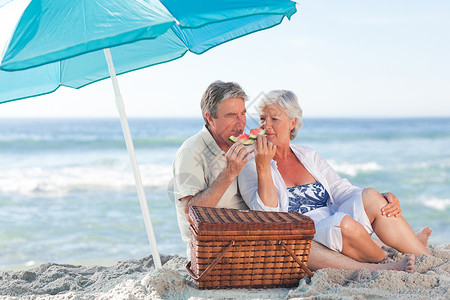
[{"xmin": 1, "ymin": 244, "xmax": 448, "ymax": 300}]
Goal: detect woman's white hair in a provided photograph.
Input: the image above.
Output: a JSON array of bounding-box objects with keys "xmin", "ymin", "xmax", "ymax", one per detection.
[{"xmin": 257, "ymin": 90, "xmax": 303, "ymax": 140}]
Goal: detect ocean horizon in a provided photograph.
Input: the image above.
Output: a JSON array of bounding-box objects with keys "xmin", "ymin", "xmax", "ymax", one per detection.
[{"xmin": 1, "ymin": 117, "xmax": 449, "ymax": 271}]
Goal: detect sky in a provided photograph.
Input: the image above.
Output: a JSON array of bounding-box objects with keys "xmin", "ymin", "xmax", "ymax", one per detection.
[{"xmin": 0, "ymin": 0, "xmax": 449, "ymax": 119}]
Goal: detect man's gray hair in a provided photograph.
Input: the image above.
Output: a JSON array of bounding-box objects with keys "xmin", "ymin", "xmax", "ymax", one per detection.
[
  {"xmin": 257, "ymin": 90, "xmax": 303, "ymax": 140},
  {"xmin": 200, "ymin": 80, "xmax": 247, "ymax": 125}
]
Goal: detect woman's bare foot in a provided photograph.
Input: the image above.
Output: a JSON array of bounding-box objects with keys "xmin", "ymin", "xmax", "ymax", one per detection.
[
  {"xmin": 401, "ymin": 254, "xmax": 415, "ymax": 273},
  {"xmin": 416, "ymin": 226, "xmax": 432, "ymax": 246},
  {"xmin": 383, "ymin": 254, "xmax": 415, "ymax": 273}
]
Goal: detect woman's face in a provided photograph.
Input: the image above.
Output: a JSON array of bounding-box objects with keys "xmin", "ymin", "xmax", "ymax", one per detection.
[{"xmin": 259, "ymin": 104, "xmax": 296, "ymax": 146}]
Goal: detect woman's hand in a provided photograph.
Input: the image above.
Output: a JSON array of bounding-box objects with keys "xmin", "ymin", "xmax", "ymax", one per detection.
[
  {"xmin": 381, "ymin": 192, "xmax": 402, "ymax": 217},
  {"xmin": 254, "ymin": 135, "xmax": 278, "ymax": 208},
  {"xmin": 254, "ymin": 135, "xmax": 277, "ymax": 172}
]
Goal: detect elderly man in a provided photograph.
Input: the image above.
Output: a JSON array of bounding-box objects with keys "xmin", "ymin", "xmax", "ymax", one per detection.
[
  {"xmin": 172, "ymin": 80, "xmax": 251, "ymax": 252},
  {"xmin": 172, "ymin": 80, "xmax": 409, "ymax": 271}
]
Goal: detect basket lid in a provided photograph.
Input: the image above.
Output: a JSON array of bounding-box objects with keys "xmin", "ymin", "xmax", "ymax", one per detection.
[{"xmin": 188, "ymin": 206, "xmax": 314, "ymax": 233}]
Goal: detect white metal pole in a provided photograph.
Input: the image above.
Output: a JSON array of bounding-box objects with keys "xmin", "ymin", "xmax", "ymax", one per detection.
[{"xmin": 103, "ymin": 48, "xmax": 162, "ymax": 269}]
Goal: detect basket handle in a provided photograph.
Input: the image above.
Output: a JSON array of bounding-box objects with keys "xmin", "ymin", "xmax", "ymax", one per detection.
[
  {"xmin": 279, "ymin": 241, "xmax": 314, "ymax": 278},
  {"xmin": 186, "ymin": 241, "xmax": 235, "ymax": 281}
]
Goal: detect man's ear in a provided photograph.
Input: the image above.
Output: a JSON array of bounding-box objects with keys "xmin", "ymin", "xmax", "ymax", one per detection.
[{"xmin": 205, "ymin": 112, "xmax": 214, "ymax": 126}]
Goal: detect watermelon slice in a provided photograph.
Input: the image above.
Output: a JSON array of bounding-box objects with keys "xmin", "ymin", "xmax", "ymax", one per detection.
[
  {"xmin": 228, "ymin": 132, "xmax": 255, "ymax": 145},
  {"xmin": 249, "ymin": 128, "xmax": 266, "ymax": 140},
  {"xmin": 229, "ymin": 129, "xmax": 266, "ymax": 145}
]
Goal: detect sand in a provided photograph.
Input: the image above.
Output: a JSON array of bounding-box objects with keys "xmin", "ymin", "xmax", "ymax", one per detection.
[{"xmin": 1, "ymin": 244, "xmax": 449, "ymax": 300}]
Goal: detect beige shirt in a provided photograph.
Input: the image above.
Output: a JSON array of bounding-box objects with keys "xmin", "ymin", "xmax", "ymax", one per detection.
[{"xmin": 172, "ymin": 125, "xmax": 248, "ymax": 255}]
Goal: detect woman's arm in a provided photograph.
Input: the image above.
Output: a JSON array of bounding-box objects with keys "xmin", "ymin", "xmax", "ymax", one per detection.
[
  {"xmin": 254, "ymin": 135, "xmax": 278, "ymax": 208},
  {"xmin": 307, "ymin": 147, "xmax": 362, "ymax": 206},
  {"xmin": 238, "ymin": 136, "xmax": 283, "ymax": 211},
  {"xmin": 307, "ymin": 147, "xmax": 401, "ymax": 216},
  {"xmin": 238, "ymin": 158, "xmax": 280, "ymax": 212}
]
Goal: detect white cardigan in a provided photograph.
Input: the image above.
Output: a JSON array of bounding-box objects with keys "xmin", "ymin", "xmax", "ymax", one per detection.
[{"xmin": 238, "ymin": 144, "xmax": 362, "ymax": 213}]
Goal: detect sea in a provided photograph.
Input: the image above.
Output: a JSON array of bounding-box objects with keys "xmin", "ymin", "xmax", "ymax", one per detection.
[{"xmin": 1, "ymin": 117, "xmax": 449, "ymax": 271}]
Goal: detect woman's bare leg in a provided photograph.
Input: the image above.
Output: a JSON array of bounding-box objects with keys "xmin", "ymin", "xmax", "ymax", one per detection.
[
  {"xmin": 339, "ymin": 215, "xmax": 386, "ymax": 262},
  {"xmin": 372, "ymin": 226, "xmax": 432, "ymax": 248},
  {"xmin": 362, "ymin": 188, "xmax": 430, "ymax": 256},
  {"xmin": 308, "ymin": 241, "xmax": 415, "ymax": 273}
]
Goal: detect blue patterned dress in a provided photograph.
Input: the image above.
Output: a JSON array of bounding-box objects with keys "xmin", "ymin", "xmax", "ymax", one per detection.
[{"xmin": 287, "ymin": 182, "xmax": 329, "ymax": 214}]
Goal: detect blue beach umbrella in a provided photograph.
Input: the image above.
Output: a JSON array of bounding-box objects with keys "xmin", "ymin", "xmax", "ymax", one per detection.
[{"xmin": 0, "ymin": 0, "xmax": 297, "ymax": 268}]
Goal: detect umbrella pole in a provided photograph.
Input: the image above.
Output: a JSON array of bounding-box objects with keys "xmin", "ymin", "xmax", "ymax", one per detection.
[{"xmin": 103, "ymin": 48, "xmax": 162, "ymax": 269}]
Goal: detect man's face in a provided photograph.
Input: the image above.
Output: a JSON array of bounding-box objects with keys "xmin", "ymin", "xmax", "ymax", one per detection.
[{"xmin": 207, "ymin": 97, "xmax": 246, "ymax": 150}]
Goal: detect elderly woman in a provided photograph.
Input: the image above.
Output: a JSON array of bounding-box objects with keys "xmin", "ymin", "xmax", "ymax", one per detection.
[{"xmin": 238, "ymin": 90, "xmax": 430, "ymax": 271}]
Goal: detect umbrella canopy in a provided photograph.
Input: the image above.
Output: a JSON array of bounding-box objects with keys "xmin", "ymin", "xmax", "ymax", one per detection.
[
  {"xmin": 0, "ymin": 0, "xmax": 297, "ymax": 268},
  {"xmin": 0, "ymin": 0, "xmax": 296, "ymax": 100}
]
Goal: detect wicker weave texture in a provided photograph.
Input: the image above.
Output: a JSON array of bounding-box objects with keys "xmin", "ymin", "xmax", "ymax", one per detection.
[
  {"xmin": 187, "ymin": 206, "xmax": 315, "ymax": 289},
  {"xmin": 190, "ymin": 235, "xmax": 312, "ymax": 288},
  {"xmin": 189, "ymin": 206, "xmax": 314, "ymax": 232}
]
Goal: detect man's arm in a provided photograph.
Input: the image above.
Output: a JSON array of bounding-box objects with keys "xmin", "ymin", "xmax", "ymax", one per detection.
[
  {"xmin": 180, "ymin": 142, "xmax": 250, "ymax": 219},
  {"xmin": 179, "ymin": 169, "xmax": 236, "ymax": 218}
]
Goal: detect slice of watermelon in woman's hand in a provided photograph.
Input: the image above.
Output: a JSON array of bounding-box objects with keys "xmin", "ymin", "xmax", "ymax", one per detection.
[{"xmin": 249, "ymin": 128, "xmax": 266, "ymax": 140}]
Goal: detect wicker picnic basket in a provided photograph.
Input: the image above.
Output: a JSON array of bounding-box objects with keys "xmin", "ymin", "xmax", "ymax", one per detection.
[{"xmin": 186, "ymin": 206, "xmax": 315, "ymax": 289}]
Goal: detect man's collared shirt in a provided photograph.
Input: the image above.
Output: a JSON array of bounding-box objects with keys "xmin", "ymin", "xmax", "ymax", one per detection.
[{"xmin": 172, "ymin": 125, "xmax": 248, "ymax": 254}]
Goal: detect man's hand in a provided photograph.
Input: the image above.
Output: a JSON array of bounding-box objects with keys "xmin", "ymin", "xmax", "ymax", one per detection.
[
  {"xmin": 381, "ymin": 192, "xmax": 402, "ymax": 217},
  {"xmin": 224, "ymin": 142, "xmax": 251, "ymax": 179},
  {"xmin": 180, "ymin": 143, "xmax": 250, "ymax": 219}
]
